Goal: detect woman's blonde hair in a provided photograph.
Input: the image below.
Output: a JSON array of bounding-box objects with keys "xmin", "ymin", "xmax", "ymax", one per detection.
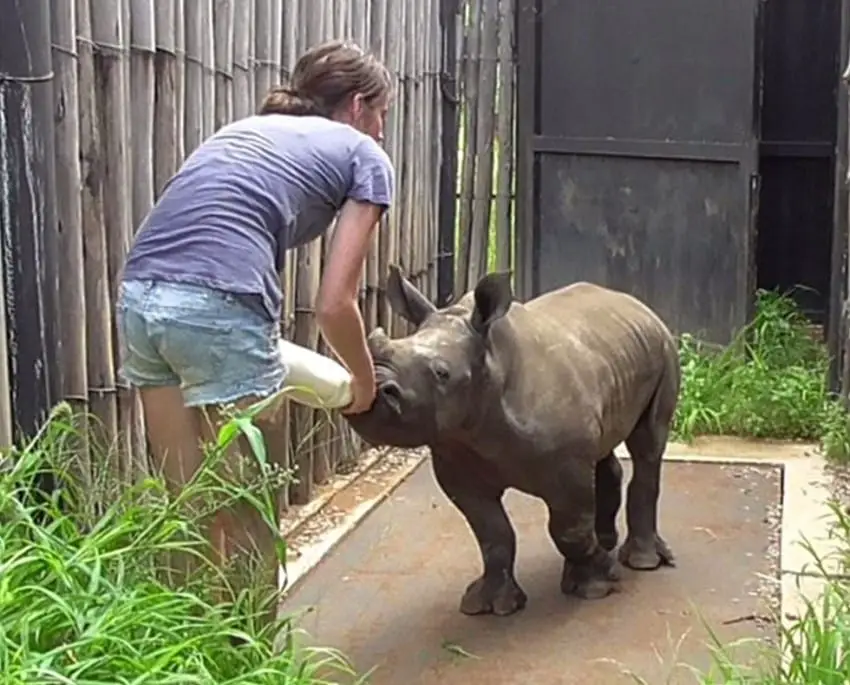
[{"xmin": 259, "ymin": 39, "xmax": 392, "ymax": 117}]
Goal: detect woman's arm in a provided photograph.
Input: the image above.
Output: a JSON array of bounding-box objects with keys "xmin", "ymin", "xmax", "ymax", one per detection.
[
  {"xmin": 316, "ymin": 198, "xmax": 382, "ymax": 385},
  {"xmin": 316, "ymin": 136, "xmax": 395, "ymax": 412}
]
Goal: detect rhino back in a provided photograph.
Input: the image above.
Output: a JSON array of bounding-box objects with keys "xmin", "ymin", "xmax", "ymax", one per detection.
[{"xmin": 487, "ymin": 282, "xmax": 678, "ymax": 456}]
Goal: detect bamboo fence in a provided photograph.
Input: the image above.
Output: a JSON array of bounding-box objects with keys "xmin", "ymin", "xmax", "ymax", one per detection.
[
  {"xmin": 39, "ymin": 0, "xmax": 453, "ymax": 510},
  {"xmin": 453, "ymin": 0, "xmax": 516, "ymax": 297},
  {"xmin": 1, "ymin": 0, "xmax": 515, "ymax": 512}
]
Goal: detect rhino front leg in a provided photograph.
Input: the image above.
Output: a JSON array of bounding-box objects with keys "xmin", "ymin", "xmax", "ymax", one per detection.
[
  {"xmin": 547, "ymin": 460, "xmax": 621, "ymax": 600},
  {"xmin": 595, "ymin": 452, "xmax": 623, "ymax": 551},
  {"xmin": 432, "ymin": 452, "xmax": 527, "ymax": 617}
]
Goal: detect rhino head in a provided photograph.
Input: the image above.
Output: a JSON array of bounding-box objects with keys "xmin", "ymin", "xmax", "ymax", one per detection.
[{"xmin": 345, "ymin": 265, "xmax": 515, "ymax": 448}]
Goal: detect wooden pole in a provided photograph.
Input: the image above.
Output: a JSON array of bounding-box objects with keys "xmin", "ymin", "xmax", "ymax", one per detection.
[
  {"xmin": 184, "ymin": 0, "xmax": 204, "ymax": 153},
  {"xmin": 213, "ymin": 0, "xmax": 234, "ymax": 130},
  {"xmin": 78, "ymin": 0, "xmax": 119, "ymax": 473},
  {"xmin": 494, "ymin": 0, "xmax": 515, "ymax": 273},
  {"xmin": 51, "ymin": 0, "xmax": 90, "ymax": 469},
  {"xmin": 455, "ymin": 0, "xmax": 482, "ymax": 296},
  {"xmin": 467, "ymin": 0, "xmax": 499, "ymax": 285},
  {"xmin": 154, "ymin": 0, "xmax": 179, "ymax": 195}
]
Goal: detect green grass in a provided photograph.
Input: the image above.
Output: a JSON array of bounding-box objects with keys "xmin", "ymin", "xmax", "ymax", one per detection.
[
  {"xmin": 0, "ymin": 401, "xmax": 359, "ymax": 683},
  {"xmin": 696, "ymin": 500, "xmax": 850, "ymax": 684},
  {"xmin": 673, "ymin": 288, "xmax": 850, "ymax": 461}
]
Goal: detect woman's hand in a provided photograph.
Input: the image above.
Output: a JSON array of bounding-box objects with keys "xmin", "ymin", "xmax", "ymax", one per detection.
[{"xmin": 342, "ymin": 370, "xmax": 377, "ymax": 415}]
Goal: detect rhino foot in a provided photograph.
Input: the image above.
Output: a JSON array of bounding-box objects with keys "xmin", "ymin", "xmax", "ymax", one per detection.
[
  {"xmin": 561, "ymin": 550, "xmax": 622, "ymax": 600},
  {"xmin": 460, "ymin": 575, "xmax": 528, "ymax": 616},
  {"xmin": 618, "ymin": 534, "xmax": 676, "ymax": 570},
  {"xmin": 597, "ymin": 531, "xmax": 619, "ymax": 552}
]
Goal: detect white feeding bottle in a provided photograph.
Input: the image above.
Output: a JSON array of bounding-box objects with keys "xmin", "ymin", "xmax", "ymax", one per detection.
[{"xmin": 276, "ymin": 338, "xmax": 353, "ymax": 410}]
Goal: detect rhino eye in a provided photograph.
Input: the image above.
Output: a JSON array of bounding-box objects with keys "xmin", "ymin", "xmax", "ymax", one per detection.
[{"xmin": 431, "ymin": 360, "xmax": 451, "ymax": 383}]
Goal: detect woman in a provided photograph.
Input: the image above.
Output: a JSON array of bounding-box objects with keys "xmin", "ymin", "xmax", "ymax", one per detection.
[{"xmin": 116, "ymin": 40, "xmax": 395, "ymax": 596}]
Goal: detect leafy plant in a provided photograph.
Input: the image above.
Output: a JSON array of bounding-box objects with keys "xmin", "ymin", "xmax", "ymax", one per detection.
[
  {"xmin": 0, "ymin": 400, "xmax": 359, "ymax": 683},
  {"xmin": 673, "ymin": 289, "xmax": 850, "ymax": 461}
]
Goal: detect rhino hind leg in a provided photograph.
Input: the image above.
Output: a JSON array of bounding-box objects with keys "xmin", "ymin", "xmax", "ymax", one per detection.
[
  {"xmin": 431, "ymin": 452, "xmax": 527, "ymax": 617},
  {"xmin": 595, "ymin": 452, "xmax": 623, "ymax": 551},
  {"xmin": 547, "ymin": 462, "xmax": 622, "ymax": 601},
  {"xmin": 619, "ymin": 370, "xmax": 677, "ymax": 571}
]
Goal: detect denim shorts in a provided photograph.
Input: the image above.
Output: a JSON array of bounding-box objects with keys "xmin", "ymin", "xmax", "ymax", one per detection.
[{"xmin": 116, "ymin": 279, "xmax": 286, "ymax": 407}]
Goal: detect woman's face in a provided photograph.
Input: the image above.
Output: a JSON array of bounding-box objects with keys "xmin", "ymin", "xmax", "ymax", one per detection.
[{"xmin": 349, "ymin": 93, "xmax": 390, "ymax": 143}]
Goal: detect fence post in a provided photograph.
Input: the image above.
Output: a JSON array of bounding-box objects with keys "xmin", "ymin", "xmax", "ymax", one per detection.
[
  {"xmin": 438, "ymin": 0, "xmax": 460, "ymax": 306},
  {"xmin": 0, "ymin": 0, "xmax": 61, "ymax": 443}
]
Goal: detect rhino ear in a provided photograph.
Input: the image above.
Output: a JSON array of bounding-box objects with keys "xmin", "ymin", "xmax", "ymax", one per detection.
[
  {"xmin": 386, "ymin": 263, "xmax": 437, "ymax": 326},
  {"xmin": 471, "ymin": 270, "xmax": 514, "ymax": 336}
]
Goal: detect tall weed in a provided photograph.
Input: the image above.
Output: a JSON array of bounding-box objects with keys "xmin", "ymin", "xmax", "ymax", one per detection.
[
  {"xmin": 673, "ymin": 289, "xmax": 850, "ymax": 460},
  {"xmin": 0, "ymin": 401, "xmax": 358, "ymax": 683}
]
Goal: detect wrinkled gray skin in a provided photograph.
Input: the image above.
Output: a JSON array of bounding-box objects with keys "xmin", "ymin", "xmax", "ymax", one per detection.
[{"xmin": 345, "ymin": 265, "xmax": 680, "ymax": 617}]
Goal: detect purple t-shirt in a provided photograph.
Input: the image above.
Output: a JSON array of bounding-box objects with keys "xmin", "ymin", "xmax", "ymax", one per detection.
[{"xmin": 121, "ymin": 114, "xmax": 395, "ymax": 321}]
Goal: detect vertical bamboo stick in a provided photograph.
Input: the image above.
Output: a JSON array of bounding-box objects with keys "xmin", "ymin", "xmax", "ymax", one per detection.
[
  {"xmin": 288, "ymin": 0, "xmax": 325, "ymax": 505},
  {"xmin": 398, "ymin": 0, "xmax": 416, "ymax": 328},
  {"xmin": 119, "ymin": 0, "xmax": 147, "ymax": 475},
  {"xmin": 201, "ymin": 0, "xmax": 216, "ymax": 138},
  {"xmin": 275, "ymin": 0, "xmax": 300, "ymax": 515},
  {"xmin": 0, "ymin": 225, "xmax": 11, "ymax": 450},
  {"xmin": 253, "ymin": 0, "xmax": 273, "ymax": 107},
  {"xmin": 494, "ymin": 0, "xmax": 515, "ymax": 272},
  {"xmin": 232, "ymin": 1, "xmax": 252, "ymax": 120},
  {"xmin": 184, "ymin": 0, "xmax": 204, "ymax": 153},
  {"xmin": 415, "ymin": 0, "xmax": 427, "ymax": 297},
  {"xmin": 314, "ymin": 0, "xmax": 340, "ymax": 485},
  {"xmin": 128, "ymin": 0, "xmax": 157, "ymax": 476},
  {"xmin": 353, "ymin": 0, "xmax": 370, "ymax": 46},
  {"xmin": 420, "ymin": 0, "xmax": 432, "ymax": 300},
  {"xmin": 428, "ymin": 0, "xmax": 442, "ymax": 299},
  {"xmin": 247, "ymin": 0, "xmax": 257, "ymax": 109},
  {"xmin": 154, "ymin": 0, "xmax": 179, "ymax": 196},
  {"xmin": 379, "ymin": 0, "xmax": 403, "ymax": 334},
  {"xmin": 257, "ymin": 0, "xmax": 292, "ymax": 506},
  {"xmin": 174, "ymin": 0, "xmax": 187, "ymax": 164},
  {"xmin": 455, "ymin": 0, "xmax": 482, "ymax": 296},
  {"xmin": 51, "ymin": 0, "xmax": 90, "ymax": 475},
  {"xmin": 365, "ymin": 0, "xmax": 387, "ymax": 335},
  {"xmin": 131, "ymin": 6, "xmax": 157, "ymax": 173},
  {"xmin": 78, "ymin": 0, "xmax": 119, "ymax": 468},
  {"xmin": 411, "ymin": 0, "xmax": 422, "ymax": 295},
  {"xmin": 270, "ymin": 0, "xmax": 283, "ymax": 88},
  {"xmin": 331, "ymin": 0, "xmax": 341, "ymax": 37},
  {"xmin": 91, "ymin": 0, "xmax": 133, "ymax": 481},
  {"xmin": 213, "ymin": 0, "xmax": 235, "ymax": 129},
  {"xmin": 467, "ymin": 0, "xmax": 498, "ymax": 285}
]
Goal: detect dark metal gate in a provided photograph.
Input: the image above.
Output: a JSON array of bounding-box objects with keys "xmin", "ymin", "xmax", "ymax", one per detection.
[
  {"xmin": 756, "ymin": 0, "xmax": 842, "ymax": 325},
  {"xmin": 515, "ymin": 0, "xmax": 763, "ymax": 344}
]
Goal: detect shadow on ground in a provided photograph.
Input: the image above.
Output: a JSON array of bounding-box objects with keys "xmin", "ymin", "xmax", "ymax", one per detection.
[{"xmin": 282, "ymin": 458, "xmax": 781, "ymax": 684}]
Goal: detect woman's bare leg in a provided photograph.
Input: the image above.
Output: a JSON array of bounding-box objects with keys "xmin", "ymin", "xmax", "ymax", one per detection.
[
  {"xmin": 197, "ymin": 398, "xmax": 283, "ymax": 624},
  {"xmin": 139, "ymin": 385, "xmax": 205, "ymax": 585},
  {"xmin": 140, "ymin": 386, "xmax": 282, "ymax": 622}
]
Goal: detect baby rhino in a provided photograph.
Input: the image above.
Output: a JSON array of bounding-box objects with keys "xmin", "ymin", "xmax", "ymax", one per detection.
[{"xmin": 345, "ymin": 265, "xmax": 680, "ymax": 617}]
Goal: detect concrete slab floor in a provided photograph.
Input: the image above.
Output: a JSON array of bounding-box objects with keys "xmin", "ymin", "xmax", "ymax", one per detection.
[{"xmin": 282, "ymin": 458, "xmax": 782, "ymax": 685}]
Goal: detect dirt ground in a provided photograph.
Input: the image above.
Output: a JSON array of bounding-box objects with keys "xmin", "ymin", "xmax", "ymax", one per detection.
[{"xmin": 281, "ymin": 456, "xmax": 782, "ymax": 685}]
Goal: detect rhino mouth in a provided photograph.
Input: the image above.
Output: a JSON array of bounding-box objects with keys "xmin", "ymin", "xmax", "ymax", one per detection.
[{"xmin": 343, "ymin": 365, "xmax": 432, "ymax": 448}]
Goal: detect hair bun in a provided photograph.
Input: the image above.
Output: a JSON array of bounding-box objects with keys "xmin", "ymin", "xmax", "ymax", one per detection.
[{"xmin": 258, "ymin": 86, "xmax": 324, "ymax": 117}]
